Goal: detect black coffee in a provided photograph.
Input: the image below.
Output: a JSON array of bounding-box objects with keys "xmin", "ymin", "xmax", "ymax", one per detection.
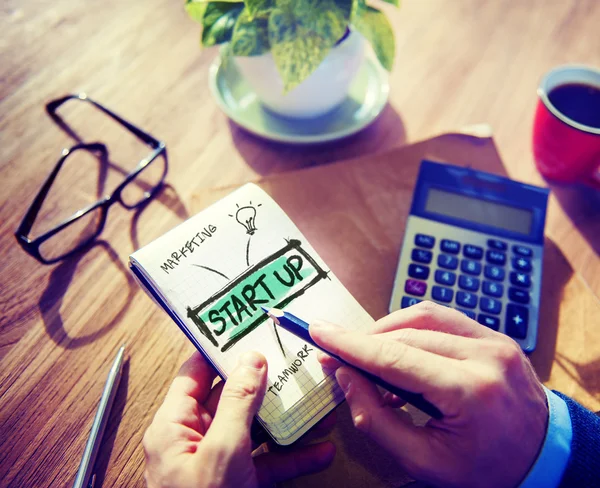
[{"xmin": 548, "ymin": 82, "xmax": 600, "ymax": 129}]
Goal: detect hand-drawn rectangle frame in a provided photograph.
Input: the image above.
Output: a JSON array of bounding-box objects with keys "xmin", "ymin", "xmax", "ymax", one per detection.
[{"xmin": 187, "ymin": 239, "xmax": 329, "ymax": 352}]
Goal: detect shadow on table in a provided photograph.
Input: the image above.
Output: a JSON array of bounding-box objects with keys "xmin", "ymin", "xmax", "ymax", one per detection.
[
  {"xmin": 129, "ymin": 182, "xmax": 189, "ymax": 251},
  {"xmin": 535, "ymin": 182, "xmax": 600, "ymax": 389},
  {"xmin": 548, "ymin": 181, "xmax": 600, "ymax": 256},
  {"xmin": 93, "ymin": 358, "xmax": 130, "ymax": 488},
  {"xmin": 229, "ymin": 103, "xmax": 407, "ymax": 175},
  {"xmin": 37, "ymin": 158, "xmax": 188, "ymax": 348},
  {"xmin": 554, "ymin": 352, "xmax": 600, "ymax": 399},
  {"xmin": 529, "ymin": 237, "xmax": 573, "ymax": 382},
  {"xmin": 38, "ymin": 240, "xmax": 136, "ymax": 349}
]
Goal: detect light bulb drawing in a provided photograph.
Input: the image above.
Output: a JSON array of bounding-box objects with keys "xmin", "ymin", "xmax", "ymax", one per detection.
[
  {"xmin": 229, "ymin": 201, "xmax": 262, "ymax": 268},
  {"xmin": 233, "ymin": 202, "xmax": 260, "ymax": 235}
]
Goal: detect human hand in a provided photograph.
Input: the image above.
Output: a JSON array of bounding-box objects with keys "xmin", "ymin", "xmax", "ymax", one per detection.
[
  {"xmin": 143, "ymin": 351, "xmax": 336, "ymax": 488},
  {"xmin": 310, "ymin": 302, "xmax": 548, "ymax": 488}
]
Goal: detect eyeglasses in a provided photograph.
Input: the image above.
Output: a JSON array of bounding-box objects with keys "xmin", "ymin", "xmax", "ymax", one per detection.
[{"xmin": 15, "ymin": 93, "xmax": 168, "ymax": 264}]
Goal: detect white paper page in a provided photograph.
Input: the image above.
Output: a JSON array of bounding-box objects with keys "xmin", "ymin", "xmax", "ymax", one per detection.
[{"xmin": 131, "ymin": 183, "xmax": 373, "ymax": 443}]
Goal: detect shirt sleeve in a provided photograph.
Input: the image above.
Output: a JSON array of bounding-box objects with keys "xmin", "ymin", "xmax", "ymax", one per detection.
[{"xmin": 519, "ymin": 386, "xmax": 573, "ymax": 488}]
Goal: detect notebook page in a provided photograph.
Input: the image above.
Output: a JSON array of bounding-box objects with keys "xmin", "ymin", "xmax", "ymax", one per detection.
[{"xmin": 130, "ymin": 183, "xmax": 373, "ymax": 444}]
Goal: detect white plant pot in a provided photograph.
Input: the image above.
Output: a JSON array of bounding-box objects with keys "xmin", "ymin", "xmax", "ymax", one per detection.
[{"xmin": 233, "ymin": 31, "xmax": 365, "ymax": 119}]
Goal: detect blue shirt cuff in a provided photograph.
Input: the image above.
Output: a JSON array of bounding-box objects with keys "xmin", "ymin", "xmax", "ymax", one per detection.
[{"xmin": 519, "ymin": 386, "xmax": 573, "ymax": 488}]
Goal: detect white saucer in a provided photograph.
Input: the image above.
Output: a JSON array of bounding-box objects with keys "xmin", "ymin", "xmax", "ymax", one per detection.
[{"xmin": 209, "ymin": 55, "xmax": 390, "ymax": 144}]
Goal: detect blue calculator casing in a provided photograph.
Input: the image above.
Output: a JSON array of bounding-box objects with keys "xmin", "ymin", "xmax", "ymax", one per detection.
[{"xmin": 390, "ymin": 160, "xmax": 550, "ymax": 352}]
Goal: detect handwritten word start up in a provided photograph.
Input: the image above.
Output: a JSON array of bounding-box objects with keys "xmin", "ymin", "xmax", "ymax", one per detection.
[
  {"xmin": 203, "ymin": 256, "xmax": 306, "ymax": 334},
  {"xmin": 187, "ymin": 240, "xmax": 328, "ymax": 351}
]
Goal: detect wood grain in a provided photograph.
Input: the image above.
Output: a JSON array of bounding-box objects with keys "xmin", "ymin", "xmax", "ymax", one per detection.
[{"xmin": 1, "ymin": 0, "xmax": 599, "ymax": 487}]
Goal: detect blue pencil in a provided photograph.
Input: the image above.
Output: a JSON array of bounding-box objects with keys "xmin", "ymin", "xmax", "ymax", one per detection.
[{"xmin": 261, "ymin": 306, "xmax": 443, "ymax": 419}]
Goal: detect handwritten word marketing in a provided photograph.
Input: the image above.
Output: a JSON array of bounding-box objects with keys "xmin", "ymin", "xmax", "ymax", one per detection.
[{"xmin": 160, "ymin": 225, "xmax": 218, "ymax": 274}]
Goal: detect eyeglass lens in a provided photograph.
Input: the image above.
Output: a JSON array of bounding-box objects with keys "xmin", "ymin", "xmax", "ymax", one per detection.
[
  {"xmin": 31, "ymin": 148, "xmax": 106, "ymax": 262},
  {"xmin": 119, "ymin": 151, "xmax": 167, "ymax": 208},
  {"xmin": 38, "ymin": 205, "xmax": 104, "ymax": 262},
  {"xmin": 27, "ymin": 97, "xmax": 167, "ymax": 262}
]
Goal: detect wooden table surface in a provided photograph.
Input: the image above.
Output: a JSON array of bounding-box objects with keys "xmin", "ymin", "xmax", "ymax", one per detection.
[{"xmin": 1, "ymin": 0, "xmax": 599, "ymax": 487}]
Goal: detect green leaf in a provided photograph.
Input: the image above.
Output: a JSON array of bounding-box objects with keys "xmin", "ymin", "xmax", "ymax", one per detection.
[
  {"xmin": 352, "ymin": 4, "xmax": 395, "ymax": 70},
  {"xmin": 293, "ymin": 0, "xmax": 353, "ymax": 38},
  {"xmin": 185, "ymin": 0, "xmax": 246, "ymax": 23},
  {"xmin": 245, "ymin": 0, "xmax": 274, "ymax": 19},
  {"xmin": 379, "ymin": 0, "xmax": 400, "ymax": 6},
  {"xmin": 230, "ymin": 8, "xmax": 270, "ymax": 56},
  {"xmin": 203, "ymin": 2, "xmax": 243, "ymax": 26},
  {"xmin": 201, "ymin": 2, "xmax": 245, "ymax": 47},
  {"xmin": 268, "ymin": 0, "xmax": 352, "ymax": 91},
  {"xmin": 185, "ymin": 0, "xmax": 207, "ymax": 23}
]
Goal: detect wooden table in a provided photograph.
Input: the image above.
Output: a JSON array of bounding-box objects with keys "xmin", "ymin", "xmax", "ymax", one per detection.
[{"xmin": 1, "ymin": 1, "xmax": 599, "ymax": 486}]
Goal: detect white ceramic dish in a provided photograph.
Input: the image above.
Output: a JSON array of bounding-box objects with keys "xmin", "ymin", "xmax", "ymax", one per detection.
[{"xmin": 209, "ymin": 54, "xmax": 390, "ymax": 144}]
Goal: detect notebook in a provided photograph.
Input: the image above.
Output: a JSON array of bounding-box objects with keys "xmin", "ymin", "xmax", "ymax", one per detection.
[{"xmin": 130, "ymin": 183, "xmax": 374, "ymax": 445}]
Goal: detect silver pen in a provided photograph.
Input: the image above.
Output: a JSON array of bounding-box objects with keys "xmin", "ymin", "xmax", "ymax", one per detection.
[{"xmin": 73, "ymin": 345, "xmax": 126, "ymax": 488}]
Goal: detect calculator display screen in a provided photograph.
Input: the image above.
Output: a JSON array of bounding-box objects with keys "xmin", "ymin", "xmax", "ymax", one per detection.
[{"xmin": 425, "ymin": 188, "xmax": 532, "ymax": 235}]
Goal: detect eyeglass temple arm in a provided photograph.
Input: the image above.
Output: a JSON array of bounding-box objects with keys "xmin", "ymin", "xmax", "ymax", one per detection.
[
  {"xmin": 46, "ymin": 94, "xmax": 163, "ymax": 149},
  {"xmin": 15, "ymin": 143, "xmax": 108, "ymax": 240}
]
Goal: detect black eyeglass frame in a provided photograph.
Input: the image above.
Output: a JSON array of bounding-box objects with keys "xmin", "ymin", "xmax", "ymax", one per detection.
[{"xmin": 15, "ymin": 93, "xmax": 168, "ymax": 264}]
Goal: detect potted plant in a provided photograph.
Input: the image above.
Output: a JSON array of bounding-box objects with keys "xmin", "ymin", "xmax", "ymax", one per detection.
[{"xmin": 185, "ymin": 0, "xmax": 398, "ymax": 118}]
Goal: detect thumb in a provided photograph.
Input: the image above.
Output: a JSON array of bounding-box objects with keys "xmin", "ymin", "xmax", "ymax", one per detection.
[
  {"xmin": 336, "ymin": 366, "xmax": 429, "ymax": 470},
  {"xmin": 206, "ymin": 351, "xmax": 268, "ymax": 447}
]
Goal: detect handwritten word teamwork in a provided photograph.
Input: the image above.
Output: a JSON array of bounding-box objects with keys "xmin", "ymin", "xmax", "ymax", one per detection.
[{"xmin": 267, "ymin": 344, "xmax": 314, "ymax": 397}]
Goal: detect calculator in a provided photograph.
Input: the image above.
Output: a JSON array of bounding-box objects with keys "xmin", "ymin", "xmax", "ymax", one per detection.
[{"xmin": 390, "ymin": 160, "xmax": 550, "ymax": 352}]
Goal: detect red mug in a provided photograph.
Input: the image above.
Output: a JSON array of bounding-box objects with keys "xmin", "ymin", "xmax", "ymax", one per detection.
[{"xmin": 533, "ymin": 64, "xmax": 600, "ymax": 189}]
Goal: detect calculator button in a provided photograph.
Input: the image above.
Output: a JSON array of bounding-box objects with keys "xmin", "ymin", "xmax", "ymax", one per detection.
[
  {"xmin": 438, "ymin": 254, "xmax": 459, "ymax": 270},
  {"xmin": 509, "ymin": 287, "xmax": 530, "ymax": 304},
  {"xmin": 478, "ymin": 314, "xmax": 500, "ymax": 330},
  {"xmin": 512, "ymin": 257, "xmax": 532, "ymax": 272},
  {"xmin": 405, "ymin": 279, "xmax": 427, "ymax": 297},
  {"xmin": 510, "ymin": 272, "xmax": 531, "ymax": 288},
  {"xmin": 401, "ymin": 296, "xmax": 422, "ymax": 309},
  {"xmin": 458, "ymin": 309, "xmax": 477, "ymax": 320},
  {"xmin": 480, "ymin": 297, "xmax": 502, "ymax": 315},
  {"xmin": 482, "ymin": 281, "xmax": 503, "ymax": 298},
  {"xmin": 506, "ymin": 304, "xmax": 529, "ymax": 339},
  {"xmin": 415, "ymin": 234, "xmax": 435, "ymax": 249},
  {"xmin": 441, "ymin": 239, "xmax": 460, "ymax": 254},
  {"xmin": 412, "ymin": 249, "xmax": 433, "ymax": 264},
  {"xmin": 513, "ymin": 245, "xmax": 533, "ymax": 257},
  {"xmin": 456, "ymin": 291, "xmax": 478, "ymax": 308},
  {"xmin": 458, "ymin": 275, "xmax": 480, "ymax": 291},
  {"xmin": 461, "ymin": 259, "xmax": 482, "ymax": 276},
  {"xmin": 484, "ymin": 265, "xmax": 505, "ymax": 282},
  {"xmin": 432, "ymin": 286, "xmax": 454, "ymax": 303},
  {"xmin": 487, "ymin": 239, "xmax": 507, "ymax": 251},
  {"xmin": 435, "ymin": 270, "xmax": 456, "ymax": 286},
  {"xmin": 408, "ymin": 264, "xmax": 430, "ymax": 280},
  {"xmin": 463, "ymin": 245, "xmax": 483, "ymax": 259},
  {"xmin": 486, "ymin": 250, "xmax": 506, "ymax": 266}
]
